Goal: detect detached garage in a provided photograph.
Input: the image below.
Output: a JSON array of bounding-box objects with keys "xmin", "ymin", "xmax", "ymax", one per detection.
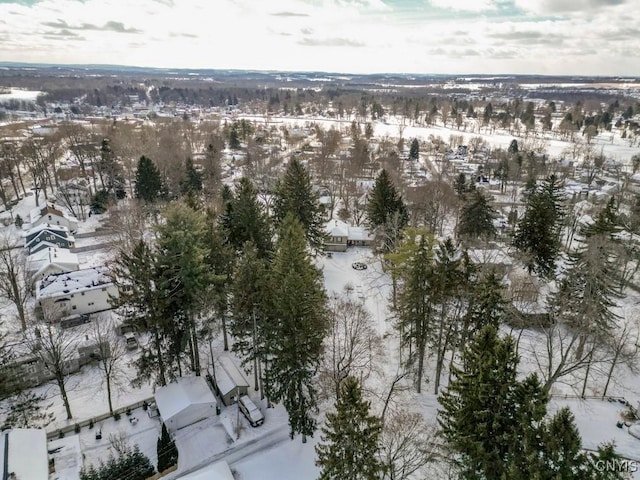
[{"xmin": 154, "ymin": 376, "xmax": 217, "ymax": 434}]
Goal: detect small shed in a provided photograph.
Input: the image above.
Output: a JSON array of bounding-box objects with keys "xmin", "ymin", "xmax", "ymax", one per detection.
[
  {"xmin": 214, "ymin": 357, "xmax": 250, "ymax": 406},
  {"xmin": 154, "ymin": 376, "xmax": 217, "ymax": 434}
]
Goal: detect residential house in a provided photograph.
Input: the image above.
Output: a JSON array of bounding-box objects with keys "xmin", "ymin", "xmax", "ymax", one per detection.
[
  {"xmin": 0, "ymin": 429, "xmax": 49, "ymax": 480},
  {"xmin": 324, "ymin": 220, "xmax": 374, "ymax": 252},
  {"xmin": 4, "ymin": 353, "xmax": 81, "ymax": 388},
  {"xmin": 57, "ymin": 181, "xmax": 91, "ymax": 207},
  {"xmin": 29, "ymin": 201, "xmax": 78, "ymax": 233},
  {"xmin": 154, "ymin": 376, "xmax": 217, "ymax": 434},
  {"xmin": 35, "ymin": 266, "xmax": 119, "ymax": 320},
  {"xmin": 507, "ymin": 267, "xmax": 540, "ymax": 303},
  {"xmin": 325, "ymin": 220, "xmax": 349, "ymax": 252},
  {"xmin": 27, "ymin": 247, "xmax": 80, "ymax": 287},
  {"xmin": 24, "ymin": 223, "xmax": 75, "ymax": 254}
]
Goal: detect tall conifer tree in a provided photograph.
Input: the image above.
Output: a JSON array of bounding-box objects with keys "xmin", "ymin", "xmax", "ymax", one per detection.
[
  {"xmin": 273, "ymin": 158, "xmax": 326, "ymax": 252},
  {"xmin": 315, "ymin": 377, "xmax": 384, "ymax": 480},
  {"xmin": 266, "ymin": 214, "xmax": 328, "ymax": 441}
]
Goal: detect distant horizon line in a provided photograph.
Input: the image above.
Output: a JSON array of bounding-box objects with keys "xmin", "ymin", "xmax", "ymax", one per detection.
[{"xmin": 1, "ymin": 61, "xmax": 638, "ymax": 80}]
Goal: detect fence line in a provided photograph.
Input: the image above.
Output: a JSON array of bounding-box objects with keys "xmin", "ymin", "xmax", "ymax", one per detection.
[{"xmin": 47, "ymin": 396, "xmax": 155, "ymax": 440}]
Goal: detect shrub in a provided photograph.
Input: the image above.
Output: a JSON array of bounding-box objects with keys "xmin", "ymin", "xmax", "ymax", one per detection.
[
  {"xmin": 80, "ymin": 444, "xmax": 155, "ymax": 480},
  {"xmin": 113, "ymin": 412, "xmax": 121, "ymax": 421},
  {"xmin": 74, "ymin": 424, "xmax": 81, "ymax": 433}
]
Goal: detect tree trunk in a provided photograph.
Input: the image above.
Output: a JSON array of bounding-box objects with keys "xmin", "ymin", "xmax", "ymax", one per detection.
[
  {"xmin": 106, "ymin": 375, "xmax": 114, "ymax": 415},
  {"xmin": 58, "ymin": 376, "xmax": 73, "ymax": 420},
  {"xmin": 581, "ymin": 350, "xmax": 593, "ymax": 399},
  {"xmin": 154, "ymin": 328, "xmax": 167, "ymax": 386},
  {"xmin": 221, "ymin": 311, "xmax": 229, "ymax": 352},
  {"xmin": 252, "ymin": 311, "xmax": 259, "ymax": 391},
  {"xmin": 602, "ymin": 348, "xmax": 621, "ymax": 399}
]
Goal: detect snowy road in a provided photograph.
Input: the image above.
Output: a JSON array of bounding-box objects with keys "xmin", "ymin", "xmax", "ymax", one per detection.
[{"xmin": 167, "ymin": 424, "xmax": 293, "ymax": 479}]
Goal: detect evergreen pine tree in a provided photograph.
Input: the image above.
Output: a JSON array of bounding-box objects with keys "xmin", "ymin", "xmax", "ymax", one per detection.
[
  {"xmin": 438, "ymin": 325, "xmax": 546, "ymax": 480},
  {"xmin": 464, "ymin": 269, "xmax": 506, "ymax": 335},
  {"xmin": 180, "ymin": 157, "xmax": 203, "ymax": 196},
  {"xmin": 3, "ymin": 391, "xmax": 54, "ymax": 428},
  {"xmin": 13, "ymin": 214, "xmax": 23, "ymax": 229},
  {"xmin": 409, "ymin": 138, "xmax": 419, "ymax": 161},
  {"xmin": 223, "ymin": 177, "xmax": 273, "ymax": 258},
  {"xmin": 583, "ymin": 196, "xmax": 619, "ymax": 238},
  {"xmin": 134, "ymin": 155, "xmax": 164, "ymax": 203},
  {"xmin": 513, "ymin": 175, "xmax": 565, "ymax": 278},
  {"xmin": 156, "ymin": 202, "xmax": 211, "ymax": 376},
  {"xmin": 315, "ymin": 376, "xmax": 384, "ymax": 480},
  {"xmin": 230, "ymin": 242, "xmax": 271, "ymax": 388},
  {"xmin": 272, "ymin": 158, "xmax": 326, "ymax": 253},
  {"xmin": 539, "ymin": 407, "xmax": 592, "ymax": 478},
  {"xmin": 266, "ymin": 214, "xmax": 328, "ymax": 441},
  {"xmin": 366, "ymin": 169, "xmax": 409, "ymax": 253},
  {"xmin": 453, "ymin": 172, "xmax": 467, "ymax": 197},
  {"xmin": 156, "ymin": 423, "xmax": 179, "ymax": 472},
  {"xmin": 456, "ymin": 189, "xmax": 497, "ymax": 242},
  {"xmin": 391, "ymin": 230, "xmax": 436, "ymax": 393}
]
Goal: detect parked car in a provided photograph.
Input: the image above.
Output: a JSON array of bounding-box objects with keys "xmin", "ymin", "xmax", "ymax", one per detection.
[
  {"xmin": 60, "ymin": 313, "xmax": 90, "ymax": 329},
  {"xmin": 124, "ymin": 332, "xmax": 139, "ymax": 350},
  {"xmin": 238, "ymin": 395, "xmax": 264, "ymax": 427}
]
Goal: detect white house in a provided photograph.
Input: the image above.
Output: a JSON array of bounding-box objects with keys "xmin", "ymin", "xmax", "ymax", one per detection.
[
  {"xmin": 57, "ymin": 181, "xmax": 91, "ymax": 206},
  {"xmin": 29, "ymin": 201, "xmax": 78, "ymax": 233},
  {"xmin": 27, "ymin": 247, "xmax": 79, "ymax": 287},
  {"xmin": 0, "ymin": 429, "xmax": 49, "ymax": 480},
  {"xmin": 35, "ymin": 265, "xmax": 118, "ymax": 319},
  {"xmin": 154, "ymin": 376, "xmax": 217, "ymax": 434}
]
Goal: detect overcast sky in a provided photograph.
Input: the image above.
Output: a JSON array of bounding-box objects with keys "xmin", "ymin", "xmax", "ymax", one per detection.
[{"xmin": 0, "ymin": 0, "xmax": 639, "ymax": 75}]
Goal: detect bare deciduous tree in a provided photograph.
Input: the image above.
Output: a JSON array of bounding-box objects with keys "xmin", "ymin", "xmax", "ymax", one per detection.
[
  {"xmin": 0, "ymin": 233, "xmax": 30, "ymax": 330},
  {"xmin": 22, "ymin": 303, "xmax": 78, "ymax": 419},
  {"xmin": 379, "ymin": 410, "xmax": 440, "ymax": 480},
  {"xmin": 90, "ymin": 315, "xmax": 128, "ymax": 416},
  {"xmin": 319, "ymin": 288, "xmax": 383, "ymax": 402}
]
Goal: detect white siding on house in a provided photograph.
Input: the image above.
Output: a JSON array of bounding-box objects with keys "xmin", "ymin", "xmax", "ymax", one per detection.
[{"xmin": 35, "ymin": 266, "xmax": 118, "ymax": 319}]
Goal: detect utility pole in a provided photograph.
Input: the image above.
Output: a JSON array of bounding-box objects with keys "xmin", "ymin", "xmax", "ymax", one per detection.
[{"xmin": 236, "ymin": 385, "xmax": 241, "ymax": 441}]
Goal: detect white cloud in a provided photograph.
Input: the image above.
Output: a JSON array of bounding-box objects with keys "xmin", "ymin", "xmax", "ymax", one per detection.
[
  {"xmin": 429, "ymin": 0, "xmax": 498, "ymax": 12},
  {"xmin": 0, "ymin": 0, "xmax": 637, "ymax": 74}
]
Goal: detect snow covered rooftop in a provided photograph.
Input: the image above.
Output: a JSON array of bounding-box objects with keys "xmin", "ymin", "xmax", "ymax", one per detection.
[
  {"xmin": 216, "ymin": 357, "xmax": 250, "ymax": 397},
  {"xmin": 325, "ymin": 219, "xmax": 349, "ymax": 237},
  {"xmin": 0, "ymin": 428, "xmax": 49, "ymax": 480},
  {"xmin": 30, "ymin": 201, "xmax": 78, "ymax": 225},
  {"xmin": 324, "ymin": 220, "xmax": 373, "ymax": 242},
  {"xmin": 36, "ymin": 265, "xmax": 112, "ymax": 299},
  {"xmin": 48, "ymin": 434, "xmax": 83, "ymax": 480},
  {"xmin": 154, "ymin": 376, "xmax": 216, "ymax": 423},
  {"xmin": 28, "ymin": 247, "xmax": 79, "ymax": 267},
  {"xmin": 24, "ymin": 222, "xmax": 72, "ymax": 239}
]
